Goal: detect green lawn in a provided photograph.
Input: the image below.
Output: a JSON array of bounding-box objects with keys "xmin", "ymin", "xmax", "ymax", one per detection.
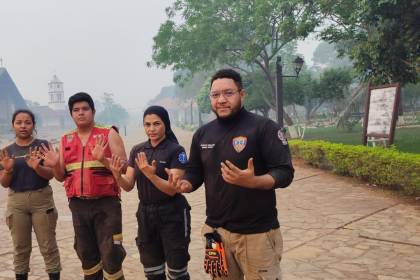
[{"xmin": 302, "ymin": 125, "xmax": 420, "ymax": 154}]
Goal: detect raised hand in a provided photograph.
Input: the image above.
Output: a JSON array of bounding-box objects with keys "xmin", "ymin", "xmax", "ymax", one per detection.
[
  {"xmin": 40, "ymin": 143, "xmax": 60, "ymax": 168},
  {"xmin": 90, "ymin": 134, "xmax": 108, "ymax": 162},
  {"xmin": 110, "ymin": 154, "xmax": 125, "ymax": 178},
  {"xmin": 25, "ymin": 146, "xmax": 42, "ymax": 170},
  {"xmin": 135, "ymin": 152, "xmax": 156, "ymax": 178},
  {"xmin": 0, "ymin": 149, "xmax": 15, "ymax": 173},
  {"xmin": 221, "ymin": 158, "xmax": 255, "ymax": 187}
]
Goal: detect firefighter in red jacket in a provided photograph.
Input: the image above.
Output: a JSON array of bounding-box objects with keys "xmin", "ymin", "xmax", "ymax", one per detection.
[{"xmin": 41, "ymin": 92, "xmax": 128, "ymax": 280}]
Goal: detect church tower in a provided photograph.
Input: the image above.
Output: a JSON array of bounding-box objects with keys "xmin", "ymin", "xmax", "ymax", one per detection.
[{"xmin": 48, "ymin": 75, "xmax": 65, "ymax": 110}]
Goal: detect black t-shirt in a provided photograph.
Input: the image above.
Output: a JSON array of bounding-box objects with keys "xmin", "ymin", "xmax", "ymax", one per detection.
[
  {"xmin": 0, "ymin": 139, "xmax": 50, "ymax": 192},
  {"xmin": 184, "ymin": 108, "xmax": 294, "ymax": 234},
  {"xmin": 128, "ymin": 138, "xmax": 188, "ymax": 204}
]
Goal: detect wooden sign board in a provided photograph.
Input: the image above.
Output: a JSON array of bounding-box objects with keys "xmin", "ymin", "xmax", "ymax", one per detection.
[{"xmin": 362, "ymin": 84, "xmax": 401, "ymax": 146}]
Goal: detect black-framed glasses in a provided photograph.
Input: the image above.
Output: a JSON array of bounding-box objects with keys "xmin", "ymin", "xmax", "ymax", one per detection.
[{"xmin": 209, "ymin": 89, "xmax": 240, "ymax": 99}]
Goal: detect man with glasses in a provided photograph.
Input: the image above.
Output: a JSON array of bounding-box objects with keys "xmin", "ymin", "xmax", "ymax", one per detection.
[{"xmin": 170, "ymin": 69, "xmax": 294, "ymax": 279}]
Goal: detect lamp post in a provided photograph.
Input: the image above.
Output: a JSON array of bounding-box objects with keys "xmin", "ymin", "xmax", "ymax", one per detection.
[{"xmin": 276, "ymin": 56, "xmax": 304, "ymax": 127}]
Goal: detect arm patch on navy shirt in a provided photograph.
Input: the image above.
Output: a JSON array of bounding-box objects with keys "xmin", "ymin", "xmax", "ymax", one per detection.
[{"xmin": 178, "ymin": 152, "xmax": 187, "ymax": 164}]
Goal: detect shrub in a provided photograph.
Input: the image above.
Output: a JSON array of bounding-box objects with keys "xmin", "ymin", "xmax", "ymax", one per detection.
[{"xmin": 289, "ymin": 140, "xmax": 420, "ymax": 195}]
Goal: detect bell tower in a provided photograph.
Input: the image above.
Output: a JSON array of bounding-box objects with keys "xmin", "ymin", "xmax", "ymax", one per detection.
[{"xmin": 48, "ymin": 75, "xmax": 65, "ymax": 110}]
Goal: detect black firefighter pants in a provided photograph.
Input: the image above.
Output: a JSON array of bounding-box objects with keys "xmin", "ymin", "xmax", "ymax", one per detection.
[
  {"xmin": 137, "ymin": 195, "xmax": 191, "ymax": 280},
  {"xmin": 69, "ymin": 197, "xmax": 126, "ymax": 280}
]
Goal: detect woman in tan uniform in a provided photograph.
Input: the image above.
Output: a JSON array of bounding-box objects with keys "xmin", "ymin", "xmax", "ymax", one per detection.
[{"xmin": 0, "ymin": 109, "xmax": 61, "ymax": 280}]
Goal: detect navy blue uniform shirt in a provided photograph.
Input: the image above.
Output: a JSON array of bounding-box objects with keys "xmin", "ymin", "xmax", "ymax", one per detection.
[{"xmin": 128, "ymin": 138, "xmax": 188, "ymax": 205}]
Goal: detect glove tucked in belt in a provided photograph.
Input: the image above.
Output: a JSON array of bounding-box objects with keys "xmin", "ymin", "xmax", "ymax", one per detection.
[{"xmin": 204, "ymin": 231, "xmax": 228, "ymax": 278}]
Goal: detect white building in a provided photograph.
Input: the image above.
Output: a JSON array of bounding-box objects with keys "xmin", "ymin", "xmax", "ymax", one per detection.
[{"xmin": 48, "ymin": 75, "xmax": 66, "ymax": 110}]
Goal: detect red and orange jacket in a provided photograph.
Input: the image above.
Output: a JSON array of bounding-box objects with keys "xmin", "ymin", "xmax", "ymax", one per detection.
[{"xmin": 62, "ymin": 125, "xmax": 119, "ymax": 198}]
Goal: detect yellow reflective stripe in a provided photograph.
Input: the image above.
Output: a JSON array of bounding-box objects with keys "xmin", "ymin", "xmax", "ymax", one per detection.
[
  {"xmin": 95, "ymin": 123, "xmax": 111, "ymax": 129},
  {"xmin": 84, "ymin": 161, "xmax": 106, "ymax": 169},
  {"xmin": 83, "ymin": 261, "xmax": 102, "ymax": 275},
  {"xmin": 113, "ymin": 233, "xmax": 123, "ymax": 242},
  {"xmin": 65, "ymin": 161, "xmax": 105, "ymax": 172},
  {"xmin": 65, "ymin": 162, "xmax": 81, "ymax": 172},
  {"xmin": 103, "ymin": 269, "xmax": 124, "ymax": 280}
]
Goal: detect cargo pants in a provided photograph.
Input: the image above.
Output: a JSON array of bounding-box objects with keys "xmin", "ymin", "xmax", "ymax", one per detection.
[
  {"xmin": 5, "ymin": 185, "xmax": 61, "ymax": 274},
  {"xmin": 136, "ymin": 195, "xmax": 191, "ymax": 280},
  {"xmin": 201, "ymin": 224, "xmax": 283, "ymax": 280},
  {"xmin": 69, "ymin": 196, "xmax": 126, "ymax": 280}
]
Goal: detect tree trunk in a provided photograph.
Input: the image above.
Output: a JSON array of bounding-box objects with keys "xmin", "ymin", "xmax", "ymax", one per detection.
[
  {"xmin": 255, "ymin": 57, "xmax": 294, "ymax": 126},
  {"xmin": 309, "ymin": 100, "xmax": 325, "ymax": 120},
  {"xmin": 305, "ymin": 107, "xmax": 311, "ymax": 122},
  {"xmin": 198, "ymin": 110, "xmax": 203, "ymax": 127},
  {"xmin": 190, "ymin": 100, "xmax": 193, "ymax": 125},
  {"xmin": 184, "ymin": 107, "xmax": 188, "ymax": 124},
  {"xmin": 336, "ymin": 84, "xmax": 366, "ymax": 127}
]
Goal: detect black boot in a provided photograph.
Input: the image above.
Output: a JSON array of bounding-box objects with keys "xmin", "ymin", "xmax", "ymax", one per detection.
[
  {"xmin": 15, "ymin": 273, "xmax": 28, "ymax": 280},
  {"xmin": 49, "ymin": 272, "xmax": 60, "ymax": 280}
]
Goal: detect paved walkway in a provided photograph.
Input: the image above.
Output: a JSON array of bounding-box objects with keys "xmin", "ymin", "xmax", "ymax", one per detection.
[{"xmin": 0, "ymin": 127, "xmax": 419, "ymax": 279}]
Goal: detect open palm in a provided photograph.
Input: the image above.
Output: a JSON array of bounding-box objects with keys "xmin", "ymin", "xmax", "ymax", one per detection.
[
  {"xmin": 135, "ymin": 152, "xmax": 156, "ymax": 178},
  {"xmin": 40, "ymin": 143, "xmax": 60, "ymax": 168},
  {"xmin": 25, "ymin": 147, "xmax": 42, "ymax": 170},
  {"xmin": 0, "ymin": 149, "xmax": 15, "ymax": 172}
]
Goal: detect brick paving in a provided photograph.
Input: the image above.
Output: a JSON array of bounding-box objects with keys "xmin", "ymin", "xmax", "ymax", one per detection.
[{"xmin": 0, "ymin": 127, "xmax": 419, "ymax": 279}]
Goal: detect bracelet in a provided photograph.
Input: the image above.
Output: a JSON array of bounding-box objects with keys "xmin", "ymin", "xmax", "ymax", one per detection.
[{"xmin": 4, "ymin": 169, "xmax": 13, "ymax": 175}]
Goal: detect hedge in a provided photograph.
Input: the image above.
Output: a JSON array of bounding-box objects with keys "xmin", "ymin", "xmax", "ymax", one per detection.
[{"xmin": 289, "ymin": 140, "xmax": 420, "ymax": 195}]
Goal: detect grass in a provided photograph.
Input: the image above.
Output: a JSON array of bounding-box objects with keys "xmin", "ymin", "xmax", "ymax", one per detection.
[{"xmin": 302, "ymin": 125, "xmax": 420, "ymax": 154}]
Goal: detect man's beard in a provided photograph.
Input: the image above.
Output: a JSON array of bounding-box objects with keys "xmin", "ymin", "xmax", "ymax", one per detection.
[{"xmin": 212, "ymin": 103, "xmax": 242, "ymax": 119}]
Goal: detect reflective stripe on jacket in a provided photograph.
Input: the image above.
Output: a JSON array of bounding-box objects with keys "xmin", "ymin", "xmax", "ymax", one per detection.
[{"xmin": 62, "ymin": 125, "xmax": 119, "ymax": 198}]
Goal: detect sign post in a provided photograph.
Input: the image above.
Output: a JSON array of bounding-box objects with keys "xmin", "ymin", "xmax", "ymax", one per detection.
[{"xmin": 362, "ymin": 84, "xmax": 401, "ymax": 146}]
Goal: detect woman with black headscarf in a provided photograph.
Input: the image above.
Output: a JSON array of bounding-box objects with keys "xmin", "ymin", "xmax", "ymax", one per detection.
[{"xmin": 109, "ymin": 106, "xmax": 191, "ymax": 280}]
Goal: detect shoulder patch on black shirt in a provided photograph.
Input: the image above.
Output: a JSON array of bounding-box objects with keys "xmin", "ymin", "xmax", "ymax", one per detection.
[
  {"xmin": 178, "ymin": 152, "xmax": 187, "ymax": 164},
  {"xmin": 277, "ymin": 130, "xmax": 288, "ymax": 145}
]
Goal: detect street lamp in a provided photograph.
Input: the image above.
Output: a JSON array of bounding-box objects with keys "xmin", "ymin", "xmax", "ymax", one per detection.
[{"xmin": 276, "ymin": 56, "xmax": 304, "ymax": 127}]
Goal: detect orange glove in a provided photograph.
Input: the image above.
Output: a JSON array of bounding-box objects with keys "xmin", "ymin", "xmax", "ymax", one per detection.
[{"xmin": 204, "ymin": 231, "xmax": 228, "ymax": 278}]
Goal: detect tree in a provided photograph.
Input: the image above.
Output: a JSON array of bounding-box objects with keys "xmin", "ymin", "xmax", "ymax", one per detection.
[
  {"xmin": 173, "ymin": 72, "xmax": 211, "ymax": 126},
  {"xmin": 96, "ymin": 93, "xmax": 129, "ymax": 128},
  {"xmin": 402, "ymin": 83, "xmax": 420, "ymax": 112},
  {"xmin": 196, "ymin": 78, "xmax": 212, "ymax": 115},
  {"xmin": 312, "ymin": 41, "xmax": 352, "ymax": 69},
  {"xmin": 242, "ymin": 71, "xmax": 271, "ymax": 117},
  {"xmin": 318, "ymin": 0, "xmax": 419, "ymax": 85},
  {"xmin": 317, "ymin": 68, "xmax": 353, "ymax": 118},
  {"xmin": 150, "ymin": 0, "xmax": 320, "ymax": 125},
  {"xmin": 281, "ymin": 68, "xmax": 352, "ymax": 122},
  {"xmin": 174, "ymin": 71, "xmax": 209, "ymax": 100}
]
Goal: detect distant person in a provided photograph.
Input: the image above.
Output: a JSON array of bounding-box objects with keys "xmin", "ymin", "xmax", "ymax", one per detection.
[
  {"xmin": 110, "ymin": 105, "xmax": 191, "ymax": 280},
  {"xmin": 0, "ymin": 109, "xmax": 61, "ymax": 280},
  {"xmin": 41, "ymin": 92, "xmax": 127, "ymax": 280},
  {"xmin": 170, "ymin": 69, "xmax": 294, "ymax": 279}
]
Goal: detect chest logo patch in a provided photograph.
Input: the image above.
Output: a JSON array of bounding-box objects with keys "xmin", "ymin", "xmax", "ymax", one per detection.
[
  {"xmin": 232, "ymin": 136, "xmax": 247, "ymax": 153},
  {"xmin": 178, "ymin": 152, "xmax": 187, "ymax": 164}
]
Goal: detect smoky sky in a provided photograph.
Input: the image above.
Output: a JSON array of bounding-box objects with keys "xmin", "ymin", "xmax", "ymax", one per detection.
[
  {"xmin": 0, "ymin": 0, "xmax": 319, "ymax": 113},
  {"xmin": 0, "ymin": 0, "xmax": 174, "ymax": 112}
]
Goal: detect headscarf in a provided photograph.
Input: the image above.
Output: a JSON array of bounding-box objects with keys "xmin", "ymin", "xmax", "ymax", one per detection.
[{"xmin": 143, "ymin": 106, "xmax": 179, "ymax": 144}]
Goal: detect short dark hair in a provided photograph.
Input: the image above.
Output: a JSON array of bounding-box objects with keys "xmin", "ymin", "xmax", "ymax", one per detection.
[
  {"xmin": 12, "ymin": 109, "xmax": 36, "ymax": 126},
  {"xmin": 68, "ymin": 92, "xmax": 95, "ymax": 113},
  {"xmin": 210, "ymin": 69, "xmax": 243, "ymax": 90}
]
